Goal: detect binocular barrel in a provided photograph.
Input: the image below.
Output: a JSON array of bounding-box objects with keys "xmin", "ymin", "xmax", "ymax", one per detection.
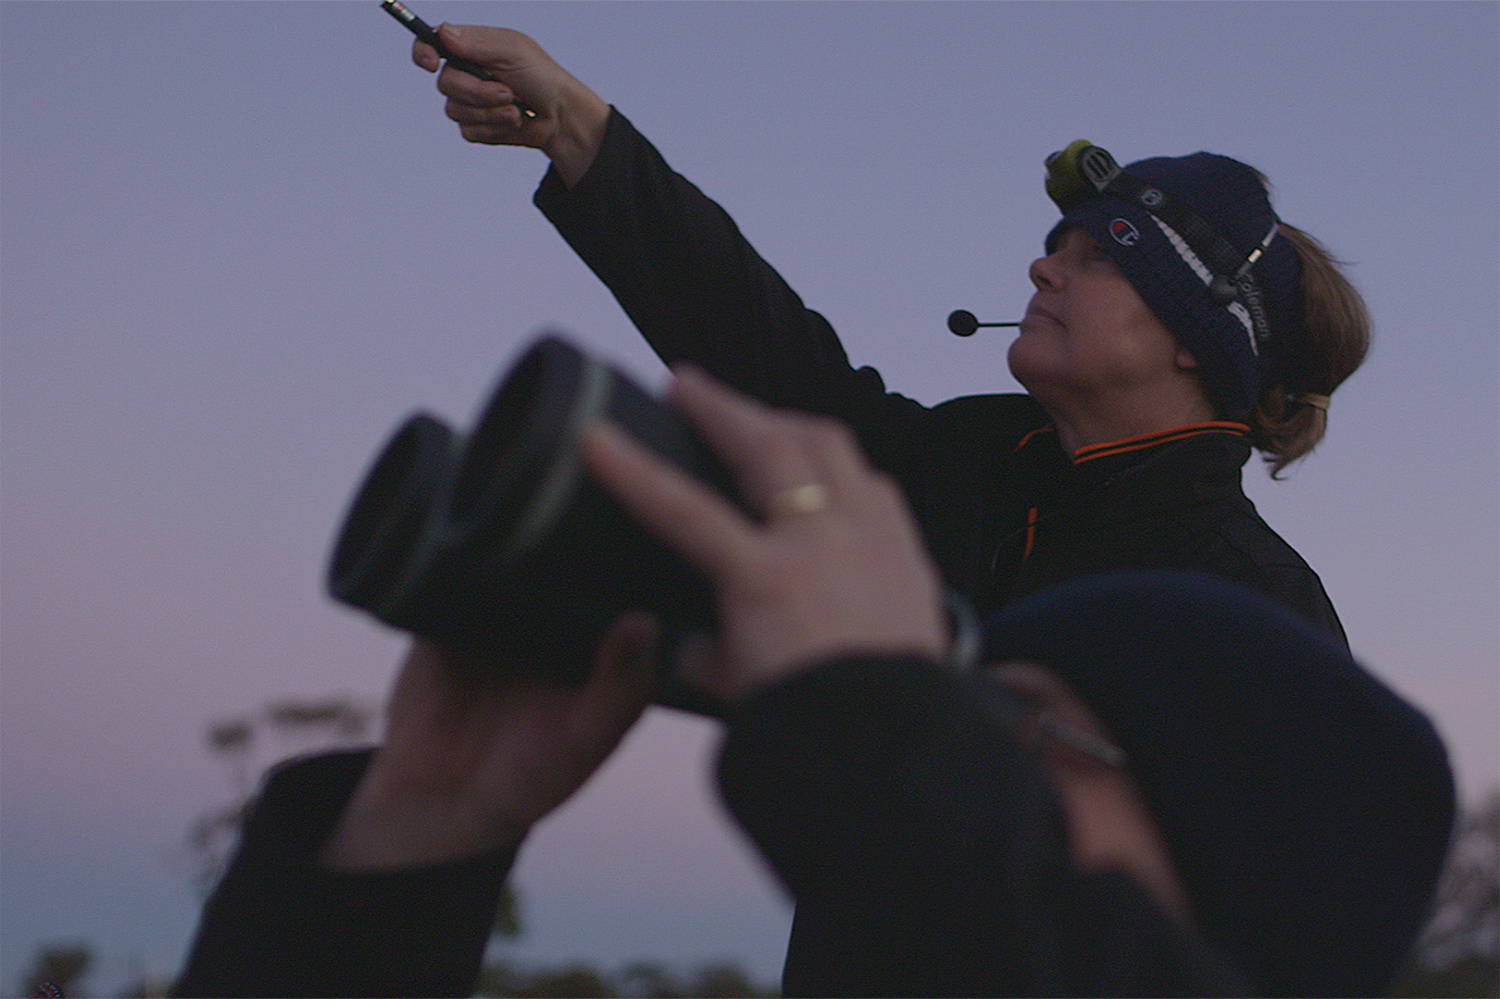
[
  {"xmin": 328, "ymin": 335, "xmax": 740, "ymax": 681},
  {"xmin": 328, "ymin": 412, "xmax": 457, "ymax": 612}
]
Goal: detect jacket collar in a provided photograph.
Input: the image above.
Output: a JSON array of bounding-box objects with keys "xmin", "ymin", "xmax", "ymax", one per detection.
[
  {"xmin": 1071, "ymin": 422, "xmax": 1250, "ymax": 465},
  {"xmin": 1016, "ymin": 421, "xmax": 1253, "ymax": 517}
]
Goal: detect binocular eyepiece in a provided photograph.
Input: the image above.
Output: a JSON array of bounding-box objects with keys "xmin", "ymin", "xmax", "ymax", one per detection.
[{"xmin": 327, "ymin": 335, "xmax": 741, "ymax": 684}]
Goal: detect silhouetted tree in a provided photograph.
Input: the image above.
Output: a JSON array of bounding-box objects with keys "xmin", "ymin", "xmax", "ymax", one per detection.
[
  {"xmin": 186, "ymin": 696, "xmax": 522, "ymax": 938},
  {"xmin": 186, "ymin": 697, "xmax": 373, "ymax": 895},
  {"xmin": 687, "ymin": 962, "xmax": 774, "ymax": 998},
  {"xmin": 516, "ymin": 964, "xmax": 616, "ymax": 997},
  {"xmin": 476, "ymin": 960, "xmax": 775, "ymax": 998},
  {"xmin": 616, "ymin": 961, "xmax": 684, "ymax": 998},
  {"xmin": 1392, "ymin": 790, "xmax": 1499, "ymax": 997}
]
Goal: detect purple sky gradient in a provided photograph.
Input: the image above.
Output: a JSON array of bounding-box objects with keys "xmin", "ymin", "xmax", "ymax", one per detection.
[{"xmin": 3, "ymin": 2, "xmax": 1496, "ymax": 993}]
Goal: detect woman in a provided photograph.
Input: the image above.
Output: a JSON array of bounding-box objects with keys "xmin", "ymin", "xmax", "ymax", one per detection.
[
  {"xmin": 172, "ymin": 371, "xmax": 1452, "ymax": 998},
  {"xmin": 411, "ymin": 24, "xmax": 1367, "ymax": 644}
]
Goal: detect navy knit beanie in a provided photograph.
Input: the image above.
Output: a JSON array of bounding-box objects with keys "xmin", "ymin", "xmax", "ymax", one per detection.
[
  {"xmin": 1047, "ymin": 151, "xmax": 1307, "ymax": 417},
  {"xmin": 981, "ymin": 572, "xmax": 1455, "ymax": 998}
]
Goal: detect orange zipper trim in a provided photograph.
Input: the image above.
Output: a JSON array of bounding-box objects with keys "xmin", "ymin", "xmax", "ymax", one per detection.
[
  {"xmin": 1021, "ymin": 506, "xmax": 1039, "ymax": 562},
  {"xmin": 1072, "ymin": 422, "xmax": 1249, "ymax": 463}
]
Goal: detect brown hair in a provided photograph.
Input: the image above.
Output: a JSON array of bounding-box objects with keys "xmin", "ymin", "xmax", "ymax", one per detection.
[{"xmin": 1250, "ymin": 222, "xmax": 1371, "ymax": 477}]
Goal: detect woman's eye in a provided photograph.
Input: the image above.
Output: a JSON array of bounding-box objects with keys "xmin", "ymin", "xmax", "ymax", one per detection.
[{"xmin": 1083, "ymin": 246, "xmax": 1120, "ymax": 271}]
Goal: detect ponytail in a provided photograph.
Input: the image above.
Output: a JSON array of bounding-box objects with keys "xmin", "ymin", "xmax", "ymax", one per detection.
[{"xmin": 1251, "ymin": 223, "xmax": 1370, "ymax": 477}]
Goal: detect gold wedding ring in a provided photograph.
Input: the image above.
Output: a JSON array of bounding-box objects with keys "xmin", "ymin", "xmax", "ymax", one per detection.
[{"xmin": 767, "ymin": 482, "xmax": 830, "ymax": 518}]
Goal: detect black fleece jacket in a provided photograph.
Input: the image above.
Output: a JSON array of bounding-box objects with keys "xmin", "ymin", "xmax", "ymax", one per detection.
[{"xmin": 534, "ymin": 109, "xmax": 1345, "ymax": 645}]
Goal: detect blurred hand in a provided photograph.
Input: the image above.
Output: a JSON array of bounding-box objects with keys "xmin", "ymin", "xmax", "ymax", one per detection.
[
  {"xmin": 581, "ymin": 367, "xmax": 948, "ymax": 704},
  {"xmin": 322, "ymin": 614, "xmax": 658, "ymax": 870},
  {"xmin": 412, "ymin": 24, "xmax": 609, "ymax": 185},
  {"xmin": 988, "ymin": 662, "xmax": 1192, "ymax": 924}
]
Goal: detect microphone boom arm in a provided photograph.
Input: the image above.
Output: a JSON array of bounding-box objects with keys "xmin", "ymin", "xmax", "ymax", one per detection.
[{"xmin": 948, "ymin": 309, "xmax": 1020, "ymax": 336}]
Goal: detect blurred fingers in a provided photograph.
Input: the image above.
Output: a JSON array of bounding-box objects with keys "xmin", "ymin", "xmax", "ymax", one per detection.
[
  {"xmin": 668, "ymin": 367, "xmax": 868, "ymax": 517},
  {"xmin": 580, "ymin": 421, "xmax": 757, "ymax": 578},
  {"xmin": 577, "ymin": 612, "xmax": 659, "ymax": 730},
  {"xmin": 591, "ymin": 612, "xmax": 660, "ymax": 690}
]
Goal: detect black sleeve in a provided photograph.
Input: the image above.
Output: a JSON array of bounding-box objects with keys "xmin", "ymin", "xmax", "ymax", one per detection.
[
  {"xmin": 534, "ymin": 110, "xmax": 1058, "ymax": 590},
  {"xmin": 172, "ymin": 750, "xmax": 514, "ymax": 998},
  {"xmin": 716, "ymin": 657, "xmax": 1253, "ymax": 997},
  {"xmin": 534, "ymin": 110, "xmax": 928, "ymax": 443}
]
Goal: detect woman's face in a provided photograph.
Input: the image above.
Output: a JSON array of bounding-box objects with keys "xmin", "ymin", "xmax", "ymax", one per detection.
[{"xmin": 1008, "ymin": 227, "xmax": 1193, "ymax": 409}]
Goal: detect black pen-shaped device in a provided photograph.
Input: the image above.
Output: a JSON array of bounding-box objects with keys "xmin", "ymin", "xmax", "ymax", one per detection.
[{"xmin": 380, "ymin": 0, "xmax": 537, "ymax": 118}]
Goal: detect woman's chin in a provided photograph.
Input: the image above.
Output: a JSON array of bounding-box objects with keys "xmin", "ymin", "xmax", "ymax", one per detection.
[{"xmin": 1007, "ymin": 337, "xmax": 1061, "ymax": 390}]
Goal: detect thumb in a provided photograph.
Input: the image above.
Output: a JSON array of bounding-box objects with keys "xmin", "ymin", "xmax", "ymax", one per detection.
[
  {"xmin": 437, "ymin": 22, "xmax": 519, "ymax": 65},
  {"xmin": 436, "ymin": 22, "xmax": 483, "ymax": 59},
  {"xmin": 581, "ymin": 613, "xmax": 661, "ymax": 718}
]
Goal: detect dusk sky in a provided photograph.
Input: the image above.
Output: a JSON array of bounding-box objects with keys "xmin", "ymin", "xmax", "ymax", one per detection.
[{"xmin": 2, "ymin": 2, "xmax": 1496, "ymax": 993}]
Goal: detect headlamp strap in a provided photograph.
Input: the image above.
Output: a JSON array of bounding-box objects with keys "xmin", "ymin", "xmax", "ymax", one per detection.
[{"xmin": 1105, "ymin": 172, "xmax": 1258, "ymax": 294}]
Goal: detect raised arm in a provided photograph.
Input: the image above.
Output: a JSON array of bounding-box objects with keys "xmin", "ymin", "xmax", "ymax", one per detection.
[
  {"xmin": 536, "ymin": 110, "xmax": 896, "ymax": 421},
  {"xmin": 411, "ymin": 25, "xmax": 924, "ymax": 431}
]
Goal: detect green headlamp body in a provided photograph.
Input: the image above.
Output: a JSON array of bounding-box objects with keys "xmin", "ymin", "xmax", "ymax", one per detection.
[{"xmin": 1044, "ymin": 139, "xmax": 1124, "ymax": 212}]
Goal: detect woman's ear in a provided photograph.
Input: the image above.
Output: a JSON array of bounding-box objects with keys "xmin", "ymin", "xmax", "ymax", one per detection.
[{"xmin": 1174, "ymin": 347, "xmax": 1200, "ymax": 371}]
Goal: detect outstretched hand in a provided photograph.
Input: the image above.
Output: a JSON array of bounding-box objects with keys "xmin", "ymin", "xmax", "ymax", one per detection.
[
  {"xmin": 581, "ymin": 368, "xmax": 949, "ymax": 704},
  {"xmin": 411, "ymin": 23, "xmax": 609, "ymax": 185},
  {"xmin": 322, "ymin": 615, "xmax": 658, "ymax": 870}
]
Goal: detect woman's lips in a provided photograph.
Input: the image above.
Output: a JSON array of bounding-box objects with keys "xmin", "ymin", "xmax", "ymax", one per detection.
[{"xmin": 1021, "ymin": 303, "xmax": 1061, "ymax": 331}]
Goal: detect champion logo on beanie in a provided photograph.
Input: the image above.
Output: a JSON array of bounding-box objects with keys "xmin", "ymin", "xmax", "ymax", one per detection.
[{"xmin": 1108, "ymin": 218, "xmax": 1141, "ymax": 246}]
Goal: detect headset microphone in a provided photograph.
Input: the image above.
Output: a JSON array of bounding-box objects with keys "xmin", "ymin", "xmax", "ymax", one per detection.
[{"xmin": 948, "ymin": 309, "xmax": 1021, "ymax": 337}]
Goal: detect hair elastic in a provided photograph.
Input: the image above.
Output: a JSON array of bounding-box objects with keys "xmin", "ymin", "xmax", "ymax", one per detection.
[{"xmin": 1296, "ymin": 393, "xmax": 1330, "ymax": 412}]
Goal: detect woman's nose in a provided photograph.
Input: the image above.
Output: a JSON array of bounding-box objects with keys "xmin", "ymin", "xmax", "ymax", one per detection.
[{"xmin": 1029, "ymin": 252, "xmax": 1060, "ymax": 290}]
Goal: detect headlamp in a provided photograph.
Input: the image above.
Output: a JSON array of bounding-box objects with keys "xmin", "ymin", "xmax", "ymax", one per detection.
[
  {"xmin": 1043, "ymin": 139, "xmax": 1278, "ymax": 330},
  {"xmin": 1044, "ymin": 140, "xmax": 1123, "ymax": 212}
]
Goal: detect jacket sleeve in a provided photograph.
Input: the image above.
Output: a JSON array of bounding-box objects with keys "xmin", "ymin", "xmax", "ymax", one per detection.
[
  {"xmin": 533, "ymin": 110, "xmax": 1059, "ymax": 589},
  {"xmin": 172, "ymin": 750, "xmax": 514, "ymax": 999},
  {"xmin": 533, "ymin": 109, "xmax": 928, "ymax": 446},
  {"xmin": 715, "ymin": 657, "xmax": 1253, "ymax": 997}
]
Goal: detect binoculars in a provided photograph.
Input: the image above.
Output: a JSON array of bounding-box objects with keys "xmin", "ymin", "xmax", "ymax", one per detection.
[{"xmin": 327, "ymin": 335, "xmax": 741, "ymax": 684}]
